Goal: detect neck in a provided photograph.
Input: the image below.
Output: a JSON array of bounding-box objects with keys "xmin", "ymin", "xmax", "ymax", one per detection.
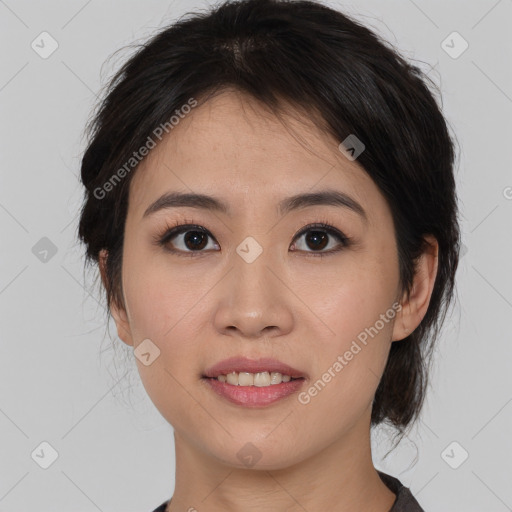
[{"xmin": 166, "ymin": 408, "xmax": 396, "ymax": 512}]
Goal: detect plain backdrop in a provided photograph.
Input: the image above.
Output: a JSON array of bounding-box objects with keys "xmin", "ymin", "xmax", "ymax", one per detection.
[{"xmin": 0, "ymin": 0, "xmax": 511, "ymax": 511}]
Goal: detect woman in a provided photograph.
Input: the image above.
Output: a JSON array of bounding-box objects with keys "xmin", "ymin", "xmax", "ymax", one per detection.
[{"xmin": 77, "ymin": 0, "xmax": 461, "ymax": 510}]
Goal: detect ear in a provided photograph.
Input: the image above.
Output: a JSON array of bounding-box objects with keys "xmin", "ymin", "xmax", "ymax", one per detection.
[
  {"xmin": 99, "ymin": 249, "xmax": 134, "ymax": 347},
  {"xmin": 392, "ymin": 235, "xmax": 439, "ymax": 342}
]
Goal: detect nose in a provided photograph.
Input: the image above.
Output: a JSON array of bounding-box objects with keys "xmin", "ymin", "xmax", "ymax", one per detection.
[{"xmin": 212, "ymin": 245, "xmax": 294, "ymax": 340}]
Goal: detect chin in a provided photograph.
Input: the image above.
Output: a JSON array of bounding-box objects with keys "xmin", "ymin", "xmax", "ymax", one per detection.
[{"xmin": 205, "ymin": 437, "xmax": 309, "ymax": 472}]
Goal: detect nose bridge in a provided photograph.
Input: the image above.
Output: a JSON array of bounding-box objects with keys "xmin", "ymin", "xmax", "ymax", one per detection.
[
  {"xmin": 212, "ymin": 232, "xmax": 294, "ymax": 337},
  {"xmin": 231, "ymin": 233, "xmax": 281, "ymax": 304}
]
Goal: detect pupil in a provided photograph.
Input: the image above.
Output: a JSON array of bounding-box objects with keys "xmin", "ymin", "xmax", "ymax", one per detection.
[
  {"xmin": 185, "ymin": 231, "xmax": 207, "ymax": 250},
  {"xmin": 307, "ymin": 231, "xmax": 327, "ymax": 250}
]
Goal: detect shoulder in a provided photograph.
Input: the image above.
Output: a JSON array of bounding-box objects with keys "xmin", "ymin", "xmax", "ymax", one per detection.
[{"xmin": 378, "ymin": 471, "xmax": 426, "ymax": 512}]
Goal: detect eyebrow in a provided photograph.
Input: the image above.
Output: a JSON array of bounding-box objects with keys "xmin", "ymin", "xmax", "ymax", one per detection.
[{"xmin": 142, "ymin": 189, "xmax": 368, "ymax": 223}]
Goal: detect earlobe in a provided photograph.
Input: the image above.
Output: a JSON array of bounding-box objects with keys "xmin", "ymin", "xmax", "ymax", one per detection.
[
  {"xmin": 98, "ymin": 249, "xmax": 134, "ymax": 347},
  {"xmin": 391, "ymin": 235, "xmax": 439, "ymax": 342}
]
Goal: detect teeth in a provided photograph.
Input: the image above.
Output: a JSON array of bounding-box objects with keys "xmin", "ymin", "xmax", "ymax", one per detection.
[
  {"xmin": 238, "ymin": 372, "xmax": 254, "ymax": 386},
  {"xmin": 216, "ymin": 371, "xmax": 295, "ymax": 386}
]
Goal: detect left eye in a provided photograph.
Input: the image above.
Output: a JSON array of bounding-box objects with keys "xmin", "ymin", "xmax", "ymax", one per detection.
[{"xmin": 290, "ymin": 224, "xmax": 349, "ymax": 254}]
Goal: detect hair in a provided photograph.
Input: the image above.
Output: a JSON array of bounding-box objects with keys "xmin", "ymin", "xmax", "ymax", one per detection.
[{"xmin": 77, "ymin": 0, "xmax": 461, "ymax": 446}]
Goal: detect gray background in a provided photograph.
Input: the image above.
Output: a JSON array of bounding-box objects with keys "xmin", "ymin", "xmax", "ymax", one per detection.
[{"xmin": 1, "ymin": 0, "xmax": 511, "ymax": 511}]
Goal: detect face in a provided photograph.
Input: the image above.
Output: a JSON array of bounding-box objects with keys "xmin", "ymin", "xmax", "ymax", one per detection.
[{"xmin": 105, "ymin": 90, "xmax": 421, "ymax": 470}]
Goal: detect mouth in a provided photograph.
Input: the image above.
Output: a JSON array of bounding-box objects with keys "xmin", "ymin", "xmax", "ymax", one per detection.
[{"xmin": 201, "ymin": 357, "xmax": 307, "ymax": 407}]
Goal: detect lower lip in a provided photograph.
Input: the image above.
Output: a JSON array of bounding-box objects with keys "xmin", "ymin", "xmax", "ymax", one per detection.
[{"xmin": 203, "ymin": 377, "xmax": 306, "ymax": 407}]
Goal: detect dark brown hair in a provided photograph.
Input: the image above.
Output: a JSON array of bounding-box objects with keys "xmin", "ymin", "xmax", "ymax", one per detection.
[{"xmin": 77, "ymin": 0, "xmax": 461, "ymax": 444}]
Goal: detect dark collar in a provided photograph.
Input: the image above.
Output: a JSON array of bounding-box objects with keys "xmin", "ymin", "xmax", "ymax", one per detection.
[{"xmin": 377, "ymin": 470, "xmax": 426, "ymax": 512}]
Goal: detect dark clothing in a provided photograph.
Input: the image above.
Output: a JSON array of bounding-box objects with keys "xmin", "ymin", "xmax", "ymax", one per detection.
[
  {"xmin": 151, "ymin": 470, "xmax": 425, "ymax": 511},
  {"xmin": 377, "ymin": 471, "xmax": 425, "ymax": 511}
]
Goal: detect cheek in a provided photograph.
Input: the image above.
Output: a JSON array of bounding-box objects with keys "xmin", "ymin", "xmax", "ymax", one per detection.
[
  {"xmin": 298, "ymin": 304, "xmax": 395, "ymax": 436},
  {"xmin": 120, "ymin": 247, "xmax": 207, "ymax": 378},
  {"xmin": 121, "ymin": 242, "xmax": 196, "ymax": 338},
  {"xmin": 301, "ymin": 248, "xmax": 399, "ymax": 341},
  {"xmin": 123, "ymin": 267, "xmax": 201, "ymax": 425},
  {"xmin": 297, "ymin": 250, "xmax": 398, "ymax": 414}
]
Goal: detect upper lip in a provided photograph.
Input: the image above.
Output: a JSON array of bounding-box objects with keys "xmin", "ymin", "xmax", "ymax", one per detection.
[{"xmin": 203, "ymin": 357, "xmax": 307, "ymax": 379}]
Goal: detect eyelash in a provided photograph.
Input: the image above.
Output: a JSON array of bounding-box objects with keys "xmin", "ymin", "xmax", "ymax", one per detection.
[{"xmin": 151, "ymin": 217, "xmax": 352, "ymax": 258}]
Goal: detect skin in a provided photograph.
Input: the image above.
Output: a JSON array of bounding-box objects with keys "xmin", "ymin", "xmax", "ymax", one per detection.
[{"xmin": 99, "ymin": 89, "xmax": 438, "ymax": 512}]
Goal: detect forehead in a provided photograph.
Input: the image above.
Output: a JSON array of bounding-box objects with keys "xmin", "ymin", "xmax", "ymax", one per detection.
[{"xmin": 127, "ymin": 90, "xmax": 382, "ymax": 223}]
